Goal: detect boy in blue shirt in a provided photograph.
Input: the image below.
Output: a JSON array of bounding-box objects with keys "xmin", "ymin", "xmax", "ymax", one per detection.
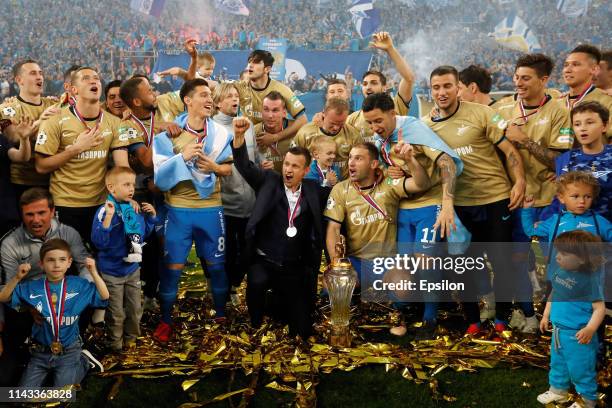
[
  {"xmin": 0, "ymin": 238, "xmax": 109, "ymax": 387},
  {"xmin": 537, "ymin": 230, "xmax": 605, "ymax": 408},
  {"xmin": 92, "ymin": 166, "xmax": 158, "ymax": 351},
  {"xmin": 553, "ymin": 101, "xmax": 611, "ymax": 220}
]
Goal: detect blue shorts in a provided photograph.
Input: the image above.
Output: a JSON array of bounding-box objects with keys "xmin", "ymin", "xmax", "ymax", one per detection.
[
  {"xmin": 164, "ymin": 206, "xmax": 226, "ymax": 265},
  {"xmin": 397, "ymin": 205, "xmax": 441, "ymax": 255}
]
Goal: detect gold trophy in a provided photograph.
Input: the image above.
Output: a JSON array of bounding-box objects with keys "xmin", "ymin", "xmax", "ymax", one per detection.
[{"xmin": 324, "ymin": 235, "xmax": 357, "ymax": 347}]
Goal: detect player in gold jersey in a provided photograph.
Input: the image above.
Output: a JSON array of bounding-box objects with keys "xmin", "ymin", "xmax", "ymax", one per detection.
[
  {"xmin": 427, "ymin": 66, "xmax": 529, "ymax": 336},
  {"xmin": 324, "ymin": 142, "xmax": 431, "ymax": 285},
  {"xmin": 235, "ymin": 50, "xmax": 306, "ymax": 140},
  {"xmin": 496, "ymin": 54, "xmax": 574, "ymax": 330},
  {"xmin": 292, "ymin": 98, "xmax": 363, "ymax": 178},
  {"xmin": 498, "ymin": 54, "xmax": 573, "ymax": 205},
  {"xmin": 34, "ymin": 67, "xmax": 132, "ymax": 244},
  {"xmin": 346, "ymin": 32, "xmax": 414, "ymax": 142},
  {"xmin": 119, "ymin": 75, "xmax": 180, "ymax": 312},
  {"xmin": 561, "ymin": 45, "xmax": 612, "ymax": 140},
  {"xmin": 0, "ymin": 60, "xmax": 60, "ymax": 196},
  {"xmin": 361, "ymin": 92, "xmax": 462, "ymax": 338},
  {"xmin": 152, "ymin": 78, "xmax": 233, "ymax": 343},
  {"xmin": 253, "ymin": 91, "xmax": 294, "ymax": 174}
]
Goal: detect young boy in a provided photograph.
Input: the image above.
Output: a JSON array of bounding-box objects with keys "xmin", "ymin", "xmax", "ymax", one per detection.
[
  {"xmin": 158, "ymin": 50, "xmax": 216, "ymax": 83},
  {"xmin": 305, "ymin": 135, "xmax": 340, "ymax": 187},
  {"xmin": 537, "ymin": 230, "xmax": 605, "ymax": 408},
  {"xmin": 522, "ymin": 171, "xmax": 612, "ymax": 280},
  {"xmin": 551, "ymin": 101, "xmax": 611, "ymax": 220},
  {"xmin": 91, "ymin": 166, "xmax": 158, "ymax": 351},
  {"xmin": 0, "ymin": 238, "xmax": 109, "ymax": 387}
]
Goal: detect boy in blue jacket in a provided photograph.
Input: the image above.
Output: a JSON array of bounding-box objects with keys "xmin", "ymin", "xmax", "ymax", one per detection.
[
  {"xmin": 304, "ymin": 136, "xmax": 340, "ymax": 188},
  {"xmin": 522, "ymin": 171, "xmax": 611, "ymax": 282},
  {"xmin": 92, "ymin": 166, "xmax": 158, "ymax": 351}
]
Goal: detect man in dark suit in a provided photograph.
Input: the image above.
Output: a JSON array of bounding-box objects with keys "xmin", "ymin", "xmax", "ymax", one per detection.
[{"xmin": 231, "ymin": 117, "xmax": 326, "ymax": 338}]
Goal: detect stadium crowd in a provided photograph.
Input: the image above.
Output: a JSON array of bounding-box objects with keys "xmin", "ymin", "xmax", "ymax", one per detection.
[{"xmin": 0, "ymin": 0, "xmax": 610, "ymax": 97}]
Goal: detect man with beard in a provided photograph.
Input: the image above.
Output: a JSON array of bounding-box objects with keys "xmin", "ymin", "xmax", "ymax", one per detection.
[
  {"xmin": 346, "ymin": 32, "xmax": 414, "ymax": 142},
  {"xmin": 118, "ymin": 75, "xmax": 183, "ymax": 310},
  {"xmin": 235, "ymin": 50, "xmax": 306, "ymax": 146},
  {"xmin": 254, "ymin": 91, "xmax": 294, "ymax": 174},
  {"xmin": 495, "ymin": 54, "xmax": 573, "ymax": 329},
  {"xmin": 424, "ymin": 66, "xmax": 528, "ymax": 336}
]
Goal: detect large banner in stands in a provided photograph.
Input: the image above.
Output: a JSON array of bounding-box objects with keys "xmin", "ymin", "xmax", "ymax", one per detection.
[
  {"xmin": 256, "ymin": 38, "xmax": 288, "ymax": 81},
  {"xmin": 152, "ymin": 50, "xmax": 373, "ymax": 84}
]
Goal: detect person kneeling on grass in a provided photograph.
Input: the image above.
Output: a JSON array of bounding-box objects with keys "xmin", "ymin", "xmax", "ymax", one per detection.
[
  {"xmin": 0, "ymin": 238, "xmax": 109, "ymax": 387},
  {"xmin": 537, "ymin": 230, "xmax": 605, "ymax": 408}
]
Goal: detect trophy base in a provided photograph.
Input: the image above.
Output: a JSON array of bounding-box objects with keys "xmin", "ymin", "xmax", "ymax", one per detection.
[{"xmin": 329, "ymin": 324, "xmax": 351, "ymax": 347}]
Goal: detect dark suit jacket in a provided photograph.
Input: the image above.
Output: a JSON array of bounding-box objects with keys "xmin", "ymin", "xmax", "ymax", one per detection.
[{"xmin": 231, "ymin": 142, "xmax": 329, "ymax": 273}]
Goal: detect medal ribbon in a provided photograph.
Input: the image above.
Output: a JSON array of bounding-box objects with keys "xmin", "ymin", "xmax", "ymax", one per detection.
[
  {"xmin": 352, "ymin": 180, "xmax": 390, "ymax": 221},
  {"xmin": 44, "ymin": 278, "xmax": 67, "ymax": 343},
  {"xmin": 315, "ymin": 162, "xmax": 327, "ymax": 182},
  {"xmin": 287, "ymin": 191, "xmax": 303, "ymax": 228},
  {"xmin": 130, "ymin": 112, "xmax": 155, "ymax": 147},
  {"xmin": 72, "ymin": 104, "xmax": 103, "ymax": 130},
  {"xmin": 184, "ymin": 120, "xmax": 207, "ymax": 144},
  {"xmin": 380, "ymin": 135, "xmax": 396, "ymax": 167},
  {"xmin": 516, "ymin": 95, "xmax": 547, "ymax": 124},
  {"xmin": 380, "ymin": 127, "xmax": 405, "ymax": 167},
  {"xmin": 566, "ymin": 83, "xmax": 595, "ymax": 109}
]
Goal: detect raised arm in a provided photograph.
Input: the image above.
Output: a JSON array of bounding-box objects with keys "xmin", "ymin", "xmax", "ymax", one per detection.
[
  {"xmin": 370, "ymin": 32, "xmax": 414, "ymax": 103},
  {"xmin": 231, "ymin": 117, "xmax": 267, "ymax": 190}
]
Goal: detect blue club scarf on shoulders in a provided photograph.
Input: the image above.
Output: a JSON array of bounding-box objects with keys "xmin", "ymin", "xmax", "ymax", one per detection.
[
  {"xmin": 107, "ymin": 194, "xmax": 143, "ymax": 262},
  {"xmin": 152, "ymin": 113, "xmax": 234, "ymax": 199},
  {"xmin": 374, "ymin": 115, "xmax": 470, "ymax": 254},
  {"xmin": 374, "ymin": 115, "xmax": 464, "ymax": 176}
]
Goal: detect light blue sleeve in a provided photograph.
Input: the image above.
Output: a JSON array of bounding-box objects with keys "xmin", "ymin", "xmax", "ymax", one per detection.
[{"xmin": 520, "ymin": 208, "xmax": 554, "ymax": 240}]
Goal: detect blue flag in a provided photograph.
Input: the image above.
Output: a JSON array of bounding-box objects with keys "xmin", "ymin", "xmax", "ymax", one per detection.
[
  {"xmin": 492, "ymin": 13, "xmax": 542, "ymax": 53},
  {"xmin": 556, "ymin": 0, "xmax": 590, "ymax": 17},
  {"xmin": 349, "ymin": 0, "xmax": 380, "ymax": 39}
]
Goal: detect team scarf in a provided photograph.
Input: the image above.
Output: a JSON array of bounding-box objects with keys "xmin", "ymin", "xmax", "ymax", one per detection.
[
  {"xmin": 374, "ymin": 115, "xmax": 463, "ymax": 175},
  {"xmin": 106, "ymin": 194, "xmax": 143, "ymax": 262},
  {"xmin": 152, "ymin": 113, "xmax": 233, "ymax": 199}
]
